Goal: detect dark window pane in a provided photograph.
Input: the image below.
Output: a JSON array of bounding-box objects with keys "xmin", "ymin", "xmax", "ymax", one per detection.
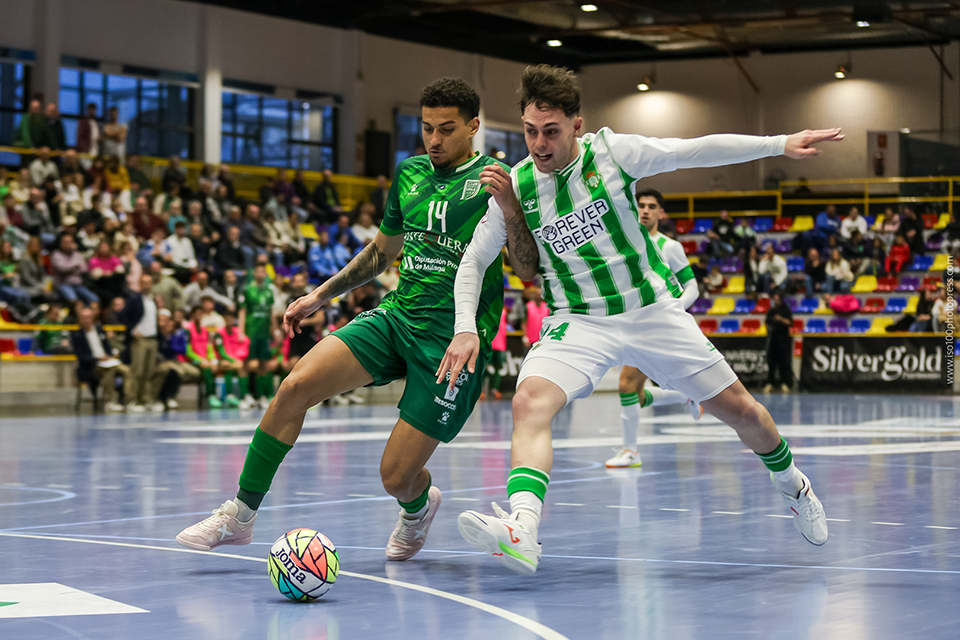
[
  {"xmin": 165, "ymin": 86, "xmax": 190, "ymax": 127},
  {"xmin": 140, "ymin": 80, "xmax": 159, "ymax": 125},
  {"xmin": 0, "ymin": 62, "xmax": 26, "ymax": 110},
  {"xmin": 161, "ymin": 131, "xmax": 190, "ymax": 159},
  {"xmin": 85, "ymin": 92, "xmax": 104, "ymax": 118},
  {"xmin": 221, "ymin": 134, "xmax": 234, "ymax": 163}
]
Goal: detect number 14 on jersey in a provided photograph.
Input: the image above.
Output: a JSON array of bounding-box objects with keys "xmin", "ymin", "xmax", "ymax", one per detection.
[{"xmin": 426, "ymin": 200, "xmax": 448, "ymax": 233}]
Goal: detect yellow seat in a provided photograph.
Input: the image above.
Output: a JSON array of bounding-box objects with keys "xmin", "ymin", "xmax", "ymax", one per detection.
[
  {"xmin": 789, "ymin": 215, "xmax": 814, "ymax": 232},
  {"xmin": 932, "ymin": 254, "xmax": 949, "ymax": 271},
  {"xmin": 905, "ymin": 295, "xmax": 920, "ymax": 314},
  {"xmin": 936, "ymin": 213, "xmax": 950, "ymax": 230},
  {"xmin": 707, "ymin": 298, "xmax": 735, "ymax": 315},
  {"xmin": 872, "ymin": 214, "xmax": 885, "ymax": 231},
  {"xmin": 687, "ymin": 256, "xmax": 700, "ymax": 265},
  {"xmin": 814, "ymin": 298, "xmax": 833, "ymax": 315},
  {"xmin": 507, "ymin": 275, "xmax": 526, "ymax": 290},
  {"xmin": 866, "ymin": 317, "xmax": 895, "ymax": 335},
  {"xmin": 722, "ymin": 276, "xmax": 745, "ymax": 294},
  {"xmin": 851, "ymin": 275, "xmax": 877, "ymax": 293},
  {"xmin": 299, "ymin": 223, "xmax": 319, "ymax": 240}
]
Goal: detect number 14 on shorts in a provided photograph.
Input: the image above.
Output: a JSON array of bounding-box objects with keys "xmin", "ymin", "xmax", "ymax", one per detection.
[{"xmin": 531, "ymin": 322, "xmax": 569, "ymax": 351}]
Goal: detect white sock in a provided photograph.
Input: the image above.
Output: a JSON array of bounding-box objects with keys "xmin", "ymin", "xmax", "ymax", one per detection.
[
  {"xmin": 773, "ymin": 463, "xmax": 804, "ymax": 497},
  {"xmin": 646, "ymin": 386, "xmax": 686, "ymax": 407},
  {"xmin": 509, "ymin": 491, "xmax": 542, "ymax": 531},
  {"xmin": 234, "ymin": 498, "xmax": 256, "ymax": 523},
  {"xmin": 620, "ymin": 403, "xmax": 641, "ymax": 449}
]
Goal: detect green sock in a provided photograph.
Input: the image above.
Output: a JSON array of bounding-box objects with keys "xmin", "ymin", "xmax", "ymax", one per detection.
[
  {"xmin": 506, "ymin": 466, "xmax": 550, "ymax": 503},
  {"xmin": 249, "ymin": 373, "xmax": 259, "ymax": 398},
  {"xmin": 397, "ymin": 473, "xmax": 432, "ymax": 515},
  {"xmin": 237, "ymin": 427, "xmax": 293, "ymax": 510},
  {"xmin": 239, "ymin": 376, "xmax": 249, "ymax": 397},
  {"xmin": 620, "ymin": 392, "xmax": 640, "ymax": 407},
  {"xmin": 202, "ymin": 368, "xmax": 215, "ymax": 395},
  {"xmin": 640, "ymin": 388, "xmax": 654, "ymax": 408},
  {"xmin": 259, "ymin": 373, "xmax": 273, "ymax": 398},
  {"xmin": 224, "ymin": 372, "xmax": 235, "ymax": 398},
  {"xmin": 757, "ymin": 437, "xmax": 793, "ymax": 472}
]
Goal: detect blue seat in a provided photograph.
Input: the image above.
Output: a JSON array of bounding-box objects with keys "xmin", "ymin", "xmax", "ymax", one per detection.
[
  {"xmin": 718, "ymin": 319, "xmax": 740, "ymax": 333},
  {"xmin": 787, "ymin": 257, "xmax": 805, "ymax": 272},
  {"xmin": 787, "ymin": 297, "xmax": 799, "ymax": 312},
  {"xmin": 885, "ymin": 297, "xmax": 907, "ymax": 313},
  {"xmin": 753, "ymin": 217, "xmax": 773, "ymax": 232},
  {"xmin": 693, "ymin": 219, "xmax": 714, "ymax": 234},
  {"xmin": 864, "ymin": 215, "xmax": 875, "ymax": 228},
  {"xmin": 797, "ymin": 297, "xmax": 819, "ymax": 313},
  {"xmin": 805, "ymin": 319, "xmax": 827, "ymax": 333},
  {"xmin": 733, "ymin": 298, "xmax": 755, "ymax": 314},
  {"xmin": 909, "ymin": 256, "xmax": 934, "ymax": 271},
  {"xmin": 828, "ymin": 318, "xmax": 849, "ymax": 333},
  {"xmin": 850, "ymin": 319, "xmax": 871, "ymax": 333}
]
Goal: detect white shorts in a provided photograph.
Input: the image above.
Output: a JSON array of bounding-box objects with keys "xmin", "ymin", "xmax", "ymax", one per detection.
[{"xmin": 517, "ymin": 298, "xmax": 737, "ymax": 404}]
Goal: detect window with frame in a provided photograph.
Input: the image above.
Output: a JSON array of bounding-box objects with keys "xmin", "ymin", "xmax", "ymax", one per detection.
[
  {"xmin": 394, "ymin": 109, "xmax": 422, "ymax": 172},
  {"xmin": 485, "ymin": 127, "xmax": 527, "ymax": 166},
  {"xmin": 0, "ymin": 61, "xmax": 28, "ymax": 150},
  {"xmin": 58, "ymin": 68, "xmax": 195, "ymax": 158},
  {"xmin": 221, "ymin": 91, "xmax": 337, "ymax": 171}
]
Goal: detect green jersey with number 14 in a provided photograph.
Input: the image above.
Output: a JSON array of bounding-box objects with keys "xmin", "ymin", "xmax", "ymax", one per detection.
[{"xmin": 379, "ymin": 153, "xmax": 506, "ymax": 345}]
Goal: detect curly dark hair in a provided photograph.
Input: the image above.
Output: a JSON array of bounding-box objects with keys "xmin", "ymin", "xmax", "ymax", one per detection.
[
  {"xmin": 519, "ymin": 64, "xmax": 580, "ymax": 117},
  {"xmin": 635, "ymin": 188, "xmax": 665, "ymax": 210},
  {"xmin": 419, "ymin": 78, "xmax": 480, "ymax": 122}
]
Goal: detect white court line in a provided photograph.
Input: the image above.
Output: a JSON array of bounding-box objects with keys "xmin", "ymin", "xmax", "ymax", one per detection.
[
  {"xmin": 555, "ymin": 503, "xmax": 584, "ymax": 507},
  {"xmin": 295, "ymin": 492, "xmax": 324, "ymax": 496},
  {"xmin": 926, "ymin": 526, "xmax": 959, "ymax": 530},
  {"xmin": 871, "ymin": 522, "xmax": 905, "ymax": 526},
  {"xmin": 766, "ymin": 514, "xmax": 793, "ymax": 519},
  {"xmin": 712, "ymin": 511, "xmax": 744, "ymax": 515},
  {"xmin": 826, "ymin": 518, "xmax": 851, "ymax": 522},
  {"xmin": 659, "ymin": 508, "xmax": 689, "ymax": 512},
  {"xmin": 94, "ymin": 486, "xmax": 121, "ymax": 490},
  {"xmin": 0, "ymin": 532, "xmax": 570, "ymax": 640},
  {"xmin": 48, "ymin": 484, "xmax": 72, "ymax": 489},
  {"xmin": 142, "ymin": 487, "xmax": 169, "ymax": 491},
  {"xmin": 607, "ymin": 505, "xmax": 635, "ymax": 509},
  {"xmin": 155, "ymin": 416, "xmax": 401, "ymax": 432},
  {"xmin": 194, "ymin": 489, "xmax": 220, "ymax": 493}
]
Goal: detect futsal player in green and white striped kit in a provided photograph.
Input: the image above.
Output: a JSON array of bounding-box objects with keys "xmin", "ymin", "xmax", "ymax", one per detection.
[{"xmin": 438, "ymin": 65, "xmax": 841, "ymax": 575}]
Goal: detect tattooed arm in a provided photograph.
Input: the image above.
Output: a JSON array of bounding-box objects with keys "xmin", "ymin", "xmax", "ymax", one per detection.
[
  {"xmin": 283, "ymin": 232, "xmax": 403, "ymax": 336},
  {"xmin": 480, "ymin": 164, "xmax": 540, "ymax": 281}
]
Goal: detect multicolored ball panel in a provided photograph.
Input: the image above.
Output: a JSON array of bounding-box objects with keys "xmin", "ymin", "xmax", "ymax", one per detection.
[{"xmin": 268, "ymin": 528, "xmax": 339, "ymax": 602}]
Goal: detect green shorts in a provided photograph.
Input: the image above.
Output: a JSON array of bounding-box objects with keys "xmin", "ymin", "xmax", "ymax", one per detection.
[
  {"xmin": 247, "ymin": 337, "xmax": 273, "ymax": 362},
  {"xmin": 333, "ymin": 307, "xmax": 488, "ymax": 443}
]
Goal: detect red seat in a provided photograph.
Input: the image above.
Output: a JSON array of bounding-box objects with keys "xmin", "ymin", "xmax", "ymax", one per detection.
[
  {"xmin": 0, "ymin": 338, "xmax": 17, "ymax": 353},
  {"xmin": 699, "ymin": 319, "xmax": 718, "ymax": 334},
  {"xmin": 922, "ymin": 214, "xmax": 938, "ymax": 229},
  {"xmin": 791, "ymin": 319, "xmax": 804, "ymax": 335},
  {"xmin": 752, "ymin": 298, "xmax": 770, "ymax": 314},
  {"xmin": 676, "ymin": 219, "xmax": 694, "ymax": 235},
  {"xmin": 920, "ymin": 276, "xmax": 939, "ymax": 291},
  {"xmin": 681, "ymin": 240, "xmax": 698, "ymax": 254},
  {"xmin": 773, "ymin": 217, "xmax": 793, "ymax": 232},
  {"xmin": 741, "ymin": 319, "xmax": 762, "ymax": 333},
  {"xmin": 875, "ymin": 276, "xmax": 898, "ymax": 292},
  {"xmin": 863, "ymin": 297, "xmax": 885, "ymax": 313},
  {"xmin": 793, "ymin": 339, "xmax": 803, "ymax": 357}
]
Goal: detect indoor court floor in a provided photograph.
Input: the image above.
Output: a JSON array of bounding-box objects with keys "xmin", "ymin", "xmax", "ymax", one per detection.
[{"xmin": 1, "ymin": 392, "xmax": 958, "ymax": 640}]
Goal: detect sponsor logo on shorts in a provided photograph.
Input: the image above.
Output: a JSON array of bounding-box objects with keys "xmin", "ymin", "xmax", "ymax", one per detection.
[
  {"xmin": 443, "ymin": 385, "xmax": 460, "ymax": 401},
  {"xmin": 462, "ymin": 180, "xmax": 482, "ymax": 200},
  {"xmin": 532, "ymin": 198, "xmax": 609, "ymax": 255},
  {"xmin": 440, "ymin": 411, "xmax": 451, "ymax": 425},
  {"xmin": 433, "ymin": 396, "xmax": 457, "ymax": 411},
  {"xmin": 354, "ymin": 308, "xmax": 386, "ymax": 321}
]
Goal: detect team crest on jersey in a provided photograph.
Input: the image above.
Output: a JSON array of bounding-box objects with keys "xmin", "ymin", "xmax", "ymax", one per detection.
[
  {"xmin": 583, "ymin": 171, "xmax": 601, "ymax": 188},
  {"xmin": 541, "ymin": 224, "xmax": 558, "ymax": 241},
  {"xmin": 522, "ymin": 198, "xmax": 537, "ymax": 212},
  {"xmin": 461, "ymin": 179, "xmax": 482, "ymax": 200}
]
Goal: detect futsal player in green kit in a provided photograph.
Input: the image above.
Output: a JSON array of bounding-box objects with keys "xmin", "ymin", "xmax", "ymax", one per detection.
[
  {"xmin": 177, "ymin": 78, "xmax": 531, "ymax": 561},
  {"xmin": 239, "ymin": 264, "xmax": 278, "ymax": 410}
]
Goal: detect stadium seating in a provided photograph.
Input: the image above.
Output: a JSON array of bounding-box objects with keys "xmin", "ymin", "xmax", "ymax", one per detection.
[
  {"xmin": 909, "ymin": 256, "xmax": 934, "ymax": 271},
  {"xmin": 772, "ymin": 217, "xmax": 793, "ymax": 232},
  {"xmin": 936, "ymin": 213, "xmax": 949, "ymax": 229},
  {"xmin": 899, "ymin": 276, "xmax": 920, "ymax": 291},
  {"xmin": 698, "ymin": 319, "xmax": 718, "ymax": 333},
  {"xmin": 690, "ymin": 298, "xmax": 713, "ymax": 314},
  {"xmin": 723, "ymin": 276, "xmax": 745, "ymax": 294},
  {"xmin": 921, "ymin": 276, "xmax": 940, "ymax": 291},
  {"xmin": 733, "ymin": 298, "xmax": 755, "ymax": 313},
  {"xmin": 814, "ymin": 298, "xmax": 832, "ymax": 315},
  {"xmin": 675, "ymin": 219, "xmax": 694, "ymax": 235},
  {"xmin": 753, "ymin": 217, "xmax": 773, "ymax": 232},
  {"xmin": 863, "ymin": 297, "xmax": 886, "ymax": 313},
  {"xmin": 872, "ymin": 214, "xmax": 885, "ymax": 230},
  {"xmin": 828, "ymin": 318, "xmax": 849, "ymax": 333},
  {"xmin": 884, "ymin": 297, "xmax": 907, "ymax": 313},
  {"xmin": 927, "ymin": 238, "xmax": 942, "ymax": 252},
  {"xmin": 797, "ymin": 297, "xmax": 819, "ymax": 313},
  {"xmin": 740, "ymin": 318, "xmax": 762, "ymax": 333},
  {"xmin": 932, "ymin": 254, "xmax": 949, "ymax": 271},
  {"xmin": 805, "ymin": 319, "xmax": 827, "ymax": 333},
  {"xmin": 0, "ymin": 339, "xmax": 16, "ymax": 354},
  {"xmin": 708, "ymin": 298, "xmax": 735, "ymax": 315},
  {"xmin": 864, "ymin": 215, "xmax": 876, "ymax": 227},
  {"xmin": 752, "ymin": 298, "xmax": 770, "ymax": 314},
  {"xmin": 867, "ymin": 317, "xmax": 895, "ymax": 334},
  {"xmin": 923, "ymin": 214, "xmax": 938, "ymax": 229},
  {"xmin": 792, "ymin": 319, "xmax": 804, "ymax": 334},
  {"xmin": 787, "ymin": 257, "xmax": 805, "ymax": 272},
  {"xmin": 876, "ymin": 276, "xmax": 898, "ymax": 292},
  {"xmin": 681, "ymin": 240, "xmax": 698, "ymax": 254},
  {"xmin": 718, "ymin": 319, "xmax": 740, "ymax": 333},
  {"xmin": 787, "ymin": 297, "xmax": 799, "ymax": 312},
  {"xmin": 905, "ymin": 295, "xmax": 920, "ymax": 314},
  {"xmin": 789, "ymin": 216, "xmax": 814, "ymax": 232},
  {"xmin": 851, "ymin": 275, "xmax": 878, "ymax": 293},
  {"xmin": 720, "ymin": 258, "xmax": 743, "ymax": 274},
  {"xmin": 849, "ymin": 319, "xmax": 871, "ymax": 333},
  {"xmin": 693, "ymin": 219, "xmax": 713, "ymax": 233}
]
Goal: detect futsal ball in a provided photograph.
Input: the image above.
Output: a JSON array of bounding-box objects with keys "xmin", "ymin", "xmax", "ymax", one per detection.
[{"xmin": 268, "ymin": 528, "xmax": 339, "ymax": 601}]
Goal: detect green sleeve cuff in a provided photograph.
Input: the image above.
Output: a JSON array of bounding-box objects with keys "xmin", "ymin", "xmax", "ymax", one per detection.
[
  {"xmin": 378, "ymin": 221, "xmax": 403, "ymax": 236},
  {"xmin": 676, "ymin": 265, "xmax": 695, "ymax": 284}
]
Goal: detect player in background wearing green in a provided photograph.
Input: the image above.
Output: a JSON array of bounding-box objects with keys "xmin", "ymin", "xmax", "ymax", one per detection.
[
  {"xmin": 606, "ymin": 188, "xmax": 702, "ymax": 469},
  {"xmin": 239, "ymin": 264, "xmax": 278, "ymax": 410},
  {"xmin": 177, "ymin": 78, "xmax": 532, "ymax": 561},
  {"xmin": 438, "ymin": 65, "xmax": 841, "ymax": 575}
]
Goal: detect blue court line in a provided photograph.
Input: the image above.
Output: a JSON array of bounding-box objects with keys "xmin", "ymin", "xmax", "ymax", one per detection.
[
  {"xmin": 6, "ymin": 531, "xmax": 959, "ymax": 577},
  {"xmin": 0, "ymin": 473, "xmax": 661, "ymax": 533},
  {"xmin": 0, "ymin": 486, "xmax": 76, "ymax": 507}
]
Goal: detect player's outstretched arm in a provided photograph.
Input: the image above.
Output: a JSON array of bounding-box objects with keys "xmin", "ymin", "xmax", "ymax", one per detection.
[
  {"xmin": 283, "ymin": 232, "xmax": 403, "ymax": 337},
  {"xmin": 674, "ymin": 128, "xmax": 842, "ymax": 169},
  {"xmin": 783, "ymin": 129, "xmax": 844, "ymax": 158},
  {"xmin": 480, "ymin": 164, "xmax": 539, "ymax": 280}
]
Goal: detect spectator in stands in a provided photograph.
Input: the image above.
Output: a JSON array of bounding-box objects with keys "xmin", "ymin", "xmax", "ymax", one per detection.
[
  {"xmin": 11, "ymin": 169, "xmax": 31, "ymax": 203},
  {"xmin": 104, "ymin": 195, "xmax": 127, "ymax": 225},
  {"xmin": 164, "ymin": 200, "xmax": 187, "ymax": 234},
  {"xmin": 762, "ymin": 289, "xmax": 794, "ymax": 394},
  {"xmin": 369, "ymin": 175, "xmax": 388, "ymax": 219},
  {"xmin": 125, "ymin": 154, "xmax": 151, "ymax": 196},
  {"xmin": 706, "ymin": 210, "xmax": 735, "ymax": 257},
  {"xmin": 214, "ymin": 269, "xmax": 241, "ymax": 309},
  {"xmin": 120, "ymin": 238, "xmax": 142, "ymax": 294},
  {"xmin": 33, "ymin": 303, "xmax": 70, "ymax": 354},
  {"xmin": 0, "ymin": 239, "xmax": 32, "ymax": 320},
  {"xmin": 264, "ymin": 210, "xmax": 291, "ymax": 265},
  {"xmin": 885, "ymin": 234, "xmax": 911, "ymax": 274},
  {"xmin": 814, "ymin": 204, "xmax": 841, "ymax": 250},
  {"xmin": 823, "ymin": 248, "xmax": 854, "ymax": 294},
  {"xmin": 199, "ymin": 294, "xmax": 225, "ymax": 329},
  {"xmin": 197, "ymin": 180, "xmax": 224, "ymax": 229},
  {"xmin": 104, "ymin": 156, "xmax": 130, "ymax": 195},
  {"xmin": 76, "ymin": 103, "xmax": 100, "ymax": 158},
  {"xmin": 310, "ymin": 169, "xmax": 343, "ymax": 223},
  {"xmin": 292, "ymin": 170, "xmax": 310, "ymax": 204},
  {"xmin": 121, "ymin": 272, "xmax": 162, "ymax": 412},
  {"xmin": 900, "ymin": 207, "xmax": 926, "ymax": 256},
  {"xmin": 1, "ymin": 193, "xmax": 22, "ymax": 229},
  {"xmin": 308, "ymin": 229, "xmax": 337, "ymax": 282},
  {"xmin": 76, "ymin": 217, "xmax": 101, "ymax": 257},
  {"xmin": 352, "ymin": 206, "xmax": 379, "ymax": 246},
  {"xmin": 71, "ymin": 306, "xmax": 127, "ymax": 412},
  {"xmin": 181, "ymin": 269, "xmax": 234, "ymax": 313},
  {"xmin": 0, "ymin": 167, "xmax": 9, "ymax": 198},
  {"xmin": 274, "ymin": 169, "xmax": 296, "ymax": 202},
  {"xmin": 932, "ymin": 284, "xmax": 951, "ymax": 333},
  {"xmin": 803, "ymin": 248, "xmax": 826, "ymax": 295},
  {"xmin": 843, "ymin": 229, "xmax": 872, "ymax": 276},
  {"xmin": 156, "ymin": 308, "xmax": 198, "ymax": 409},
  {"xmin": 161, "ymin": 221, "xmax": 198, "ymax": 284},
  {"xmin": 88, "ymin": 239, "xmax": 127, "ymax": 303},
  {"xmin": 101, "ymin": 107, "xmax": 127, "ymax": 160},
  {"xmin": 61, "ymin": 149, "xmax": 91, "ymax": 187},
  {"xmin": 910, "ymin": 289, "xmax": 938, "ymax": 332},
  {"xmin": 52, "ymin": 234, "xmax": 98, "ymax": 305},
  {"xmin": 246, "ymin": 204, "xmax": 270, "ymax": 252},
  {"xmin": 280, "ymin": 210, "xmax": 307, "ymax": 265},
  {"xmin": 329, "ymin": 213, "xmax": 361, "ymax": 255},
  {"xmin": 944, "ymin": 211, "xmax": 960, "ymax": 256},
  {"xmin": 61, "ymin": 173, "xmax": 84, "ymax": 219},
  {"xmin": 41, "ymin": 176, "xmax": 63, "ymax": 227},
  {"xmin": 154, "ymin": 181, "xmax": 183, "ymax": 216},
  {"xmin": 879, "ymin": 207, "xmax": 900, "ymax": 248},
  {"xmin": 840, "ymin": 206, "xmax": 867, "ymax": 240},
  {"xmin": 46, "ymin": 103, "xmax": 65, "ymax": 151},
  {"xmin": 218, "ymin": 164, "xmax": 235, "ymax": 201},
  {"xmin": 742, "ymin": 245, "xmax": 760, "ymax": 294},
  {"xmin": 162, "ymin": 156, "xmax": 187, "ymax": 195},
  {"xmin": 185, "ymin": 199, "xmax": 216, "ymax": 241},
  {"xmin": 333, "ymin": 232, "xmax": 353, "ymax": 269},
  {"xmin": 29, "ymin": 147, "xmax": 58, "ymax": 187},
  {"xmin": 704, "ymin": 265, "xmax": 725, "ymax": 295},
  {"xmin": 14, "ymin": 99, "xmax": 53, "ymax": 149},
  {"xmin": 259, "ymin": 176, "xmax": 275, "ymax": 205},
  {"xmin": 189, "ymin": 223, "xmax": 212, "ymax": 268},
  {"xmin": 131, "ymin": 196, "xmax": 164, "ymax": 240},
  {"xmin": 733, "ymin": 217, "xmax": 757, "ymax": 252},
  {"xmin": 18, "ymin": 236, "xmax": 50, "ymax": 306},
  {"xmin": 217, "ymin": 225, "xmax": 247, "ymax": 275},
  {"xmin": 758, "ymin": 244, "xmax": 788, "ymax": 293},
  {"xmin": 264, "ymin": 190, "xmax": 290, "ymax": 226},
  {"xmin": 150, "ymin": 261, "xmax": 182, "ymax": 312},
  {"xmin": 198, "ymin": 164, "xmax": 218, "ymax": 193}
]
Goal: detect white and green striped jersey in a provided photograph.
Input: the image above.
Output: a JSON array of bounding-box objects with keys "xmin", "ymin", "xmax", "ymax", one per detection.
[
  {"xmin": 454, "ymin": 127, "xmax": 785, "ymax": 332},
  {"xmin": 649, "ymin": 231, "xmax": 694, "ymax": 286}
]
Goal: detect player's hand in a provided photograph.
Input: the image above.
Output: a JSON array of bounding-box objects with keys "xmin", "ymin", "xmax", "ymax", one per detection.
[
  {"xmin": 436, "ymin": 332, "xmax": 481, "ymax": 391},
  {"xmin": 784, "ymin": 128, "xmax": 843, "ymax": 159},
  {"xmin": 283, "ymin": 289, "xmax": 327, "ymax": 337},
  {"xmin": 480, "ymin": 165, "xmax": 521, "ymax": 219}
]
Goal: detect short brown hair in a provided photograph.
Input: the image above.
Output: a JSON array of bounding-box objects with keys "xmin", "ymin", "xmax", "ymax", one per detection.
[{"xmin": 519, "ymin": 65, "xmax": 580, "ymax": 118}]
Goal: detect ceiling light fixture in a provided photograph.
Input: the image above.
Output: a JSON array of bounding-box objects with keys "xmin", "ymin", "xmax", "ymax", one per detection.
[
  {"xmin": 547, "ymin": 39, "xmax": 563, "ymax": 47},
  {"xmin": 856, "ymin": 20, "xmax": 870, "ymax": 27},
  {"xmin": 580, "ymin": 3, "xmax": 598, "ymax": 11},
  {"xmin": 835, "ymin": 64, "xmax": 849, "ymax": 79},
  {"xmin": 637, "ymin": 75, "xmax": 654, "ymax": 91}
]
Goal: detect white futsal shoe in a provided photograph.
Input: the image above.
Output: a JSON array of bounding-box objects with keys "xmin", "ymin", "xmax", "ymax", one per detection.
[
  {"xmin": 773, "ymin": 471, "xmax": 828, "ymax": 546},
  {"xmin": 176, "ymin": 499, "xmax": 256, "ymax": 551},
  {"xmin": 385, "ymin": 486, "xmax": 442, "ymax": 561},
  {"xmin": 686, "ymin": 399, "xmax": 703, "ymax": 420},
  {"xmin": 458, "ymin": 502, "xmax": 541, "ymax": 575},
  {"xmin": 605, "ymin": 448, "xmax": 642, "ymax": 468}
]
